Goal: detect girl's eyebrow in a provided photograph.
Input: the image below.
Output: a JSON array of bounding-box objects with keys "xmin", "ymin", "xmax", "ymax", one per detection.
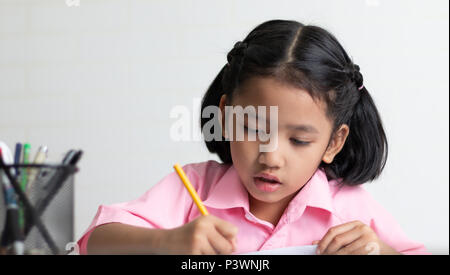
[{"xmin": 285, "ymin": 124, "xmax": 319, "ymax": 133}]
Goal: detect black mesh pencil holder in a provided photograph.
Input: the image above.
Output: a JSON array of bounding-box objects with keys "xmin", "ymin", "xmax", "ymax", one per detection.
[{"xmin": 0, "ymin": 163, "xmax": 78, "ymax": 255}]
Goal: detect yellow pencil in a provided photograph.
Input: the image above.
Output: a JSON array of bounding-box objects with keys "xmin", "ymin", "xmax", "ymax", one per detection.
[{"xmin": 173, "ymin": 163, "xmax": 209, "ymax": 216}]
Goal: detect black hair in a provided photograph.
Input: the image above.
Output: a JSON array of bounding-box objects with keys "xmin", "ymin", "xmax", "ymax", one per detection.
[{"xmin": 200, "ymin": 19, "xmax": 388, "ymax": 186}]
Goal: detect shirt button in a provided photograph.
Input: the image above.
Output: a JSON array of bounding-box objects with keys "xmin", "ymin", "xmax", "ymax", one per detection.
[{"xmin": 245, "ymin": 213, "xmax": 254, "ymax": 222}]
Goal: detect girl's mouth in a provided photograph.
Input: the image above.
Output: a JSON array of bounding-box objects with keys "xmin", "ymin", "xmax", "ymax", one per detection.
[{"xmin": 253, "ymin": 173, "xmax": 282, "ymax": 192}]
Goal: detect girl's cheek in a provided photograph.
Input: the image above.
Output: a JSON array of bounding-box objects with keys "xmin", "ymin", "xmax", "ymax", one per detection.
[
  {"xmin": 230, "ymin": 141, "xmax": 259, "ymax": 172},
  {"xmin": 231, "ymin": 140, "xmax": 254, "ymax": 158}
]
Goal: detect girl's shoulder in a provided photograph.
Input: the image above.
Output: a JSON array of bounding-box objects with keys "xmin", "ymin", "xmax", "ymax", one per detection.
[{"xmin": 326, "ymin": 179, "xmax": 387, "ymax": 223}]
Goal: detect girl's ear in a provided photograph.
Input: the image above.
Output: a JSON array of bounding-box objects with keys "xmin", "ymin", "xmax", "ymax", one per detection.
[
  {"xmin": 219, "ymin": 94, "xmax": 228, "ymax": 139},
  {"xmin": 322, "ymin": 124, "xmax": 350, "ymax": 164}
]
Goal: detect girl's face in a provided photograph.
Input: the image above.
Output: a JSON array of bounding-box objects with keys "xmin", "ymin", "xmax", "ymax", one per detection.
[{"xmin": 220, "ymin": 76, "xmax": 349, "ymax": 213}]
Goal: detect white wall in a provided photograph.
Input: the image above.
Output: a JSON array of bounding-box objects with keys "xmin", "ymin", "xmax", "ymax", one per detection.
[{"xmin": 0, "ymin": 0, "xmax": 448, "ymax": 254}]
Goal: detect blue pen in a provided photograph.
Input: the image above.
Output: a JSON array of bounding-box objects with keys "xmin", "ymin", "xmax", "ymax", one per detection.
[{"xmin": 13, "ymin": 143, "xmax": 22, "ymax": 179}]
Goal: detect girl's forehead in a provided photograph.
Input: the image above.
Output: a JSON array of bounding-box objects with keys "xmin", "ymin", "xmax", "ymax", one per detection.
[{"xmin": 233, "ymin": 76, "xmax": 331, "ymax": 129}]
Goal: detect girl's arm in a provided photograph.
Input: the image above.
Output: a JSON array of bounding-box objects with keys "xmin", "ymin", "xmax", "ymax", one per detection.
[
  {"xmin": 86, "ymin": 223, "xmax": 168, "ymax": 255},
  {"xmin": 86, "ymin": 215, "xmax": 238, "ymax": 255}
]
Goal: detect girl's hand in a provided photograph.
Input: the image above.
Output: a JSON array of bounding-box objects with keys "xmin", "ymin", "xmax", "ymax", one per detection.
[
  {"xmin": 163, "ymin": 215, "xmax": 238, "ymax": 255},
  {"xmin": 312, "ymin": 221, "xmax": 401, "ymax": 255}
]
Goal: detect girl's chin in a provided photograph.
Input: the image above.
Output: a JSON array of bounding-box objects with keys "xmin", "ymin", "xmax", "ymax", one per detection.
[{"xmin": 248, "ymin": 192, "xmax": 285, "ymax": 205}]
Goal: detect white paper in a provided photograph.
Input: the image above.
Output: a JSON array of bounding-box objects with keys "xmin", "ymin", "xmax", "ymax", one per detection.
[{"xmin": 242, "ymin": 245, "xmax": 318, "ymax": 255}]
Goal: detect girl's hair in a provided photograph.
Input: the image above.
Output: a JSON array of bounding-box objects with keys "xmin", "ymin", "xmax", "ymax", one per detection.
[{"xmin": 200, "ymin": 19, "xmax": 388, "ymax": 186}]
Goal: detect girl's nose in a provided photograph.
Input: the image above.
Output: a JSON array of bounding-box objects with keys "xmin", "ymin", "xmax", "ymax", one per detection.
[{"xmin": 258, "ymin": 148, "xmax": 285, "ymax": 169}]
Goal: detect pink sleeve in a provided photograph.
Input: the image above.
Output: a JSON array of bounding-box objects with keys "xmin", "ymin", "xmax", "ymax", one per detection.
[
  {"xmin": 76, "ymin": 163, "xmax": 203, "ymax": 255},
  {"xmin": 333, "ymin": 185, "xmax": 430, "ymax": 255},
  {"xmin": 368, "ymin": 204, "xmax": 430, "ymax": 255}
]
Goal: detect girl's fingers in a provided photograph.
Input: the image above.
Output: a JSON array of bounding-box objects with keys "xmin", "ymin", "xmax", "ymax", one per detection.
[
  {"xmin": 334, "ymin": 235, "xmax": 368, "ymax": 255},
  {"xmin": 335, "ymin": 236, "xmax": 378, "ymax": 255},
  {"xmin": 317, "ymin": 221, "xmax": 361, "ymax": 255},
  {"xmin": 322, "ymin": 226, "xmax": 364, "ymax": 255},
  {"xmin": 208, "ymin": 230, "xmax": 234, "ymax": 255},
  {"xmin": 214, "ymin": 218, "xmax": 238, "ymax": 241},
  {"xmin": 201, "ymin": 238, "xmax": 218, "ymax": 255}
]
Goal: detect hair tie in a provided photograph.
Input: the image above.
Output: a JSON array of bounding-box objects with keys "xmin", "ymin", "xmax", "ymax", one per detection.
[
  {"xmin": 227, "ymin": 41, "xmax": 248, "ymax": 66},
  {"xmin": 233, "ymin": 41, "xmax": 247, "ymax": 50},
  {"xmin": 344, "ymin": 63, "xmax": 364, "ymax": 92}
]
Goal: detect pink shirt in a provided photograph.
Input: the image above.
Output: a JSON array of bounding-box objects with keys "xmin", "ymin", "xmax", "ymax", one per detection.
[{"xmin": 77, "ymin": 160, "xmax": 428, "ymax": 254}]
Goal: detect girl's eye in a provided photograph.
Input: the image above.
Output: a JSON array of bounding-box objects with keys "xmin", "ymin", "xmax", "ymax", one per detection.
[
  {"xmin": 244, "ymin": 126, "xmax": 309, "ymax": 146},
  {"xmin": 290, "ymin": 138, "xmax": 309, "ymax": 146}
]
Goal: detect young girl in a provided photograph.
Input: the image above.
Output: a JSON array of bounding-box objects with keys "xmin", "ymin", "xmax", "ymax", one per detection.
[{"xmin": 78, "ymin": 20, "xmax": 428, "ymax": 255}]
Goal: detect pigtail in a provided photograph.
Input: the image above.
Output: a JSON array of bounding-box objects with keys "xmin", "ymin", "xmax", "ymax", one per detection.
[{"xmin": 323, "ymin": 86, "xmax": 388, "ymax": 185}]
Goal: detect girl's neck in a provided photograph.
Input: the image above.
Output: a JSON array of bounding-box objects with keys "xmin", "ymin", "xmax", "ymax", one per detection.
[{"xmin": 248, "ymin": 191, "xmax": 298, "ymax": 227}]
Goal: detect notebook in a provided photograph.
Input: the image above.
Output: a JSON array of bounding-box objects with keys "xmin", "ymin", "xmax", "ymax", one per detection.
[{"xmin": 242, "ymin": 245, "xmax": 318, "ymax": 255}]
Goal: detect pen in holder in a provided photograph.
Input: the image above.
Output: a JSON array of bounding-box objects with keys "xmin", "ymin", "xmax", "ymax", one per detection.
[{"xmin": 0, "ymin": 161, "xmax": 79, "ymax": 255}]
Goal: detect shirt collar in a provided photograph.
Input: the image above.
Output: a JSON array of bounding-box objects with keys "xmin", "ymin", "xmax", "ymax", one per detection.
[
  {"xmin": 202, "ymin": 165, "xmax": 335, "ymax": 217},
  {"xmin": 284, "ymin": 168, "xmax": 335, "ymax": 220}
]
